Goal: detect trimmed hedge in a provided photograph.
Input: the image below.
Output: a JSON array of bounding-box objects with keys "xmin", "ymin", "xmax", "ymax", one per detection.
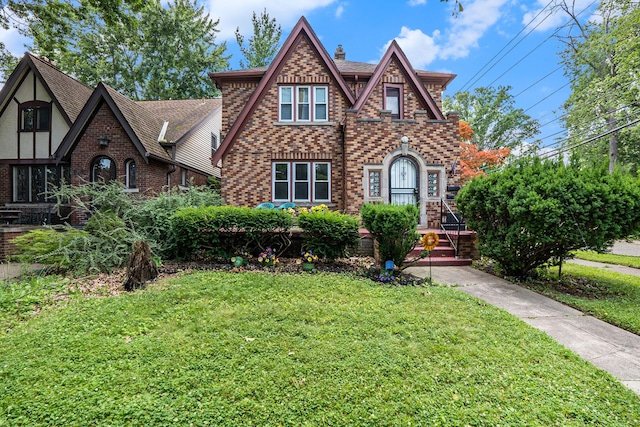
[
  {"xmin": 170, "ymin": 206, "xmax": 294, "ymax": 259},
  {"xmin": 297, "ymin": 210, "xmax": 360, "ymax": 261},
  {"xmin": 361, "ymin": 203, "xmax": 419, "ymax": 267}
]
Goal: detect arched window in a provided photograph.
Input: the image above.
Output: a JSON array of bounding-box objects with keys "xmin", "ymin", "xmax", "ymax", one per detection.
[
  {"xmin": 90, "ymin": 156, "xmax": 116, "ymax": 183},
  {"xmin": 125, "ymin": 160, "xmax": 136, "ymax": 189}
]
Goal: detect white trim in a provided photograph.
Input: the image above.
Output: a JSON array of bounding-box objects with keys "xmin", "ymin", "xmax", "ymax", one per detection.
[
  {"xmin": 312, "ymin": 161, "xmax": 331, "ymax": 202},
  {"xmin": 296, "ymin": 87, "xmax": 310, "ymax": 122},
  {"xmin": 125, "ymin": 159, "xmax": 136, "ymax": 189},
  {"xmin": 313, "ymin": 87, "xmax": 328, "ymax": 122},
  {"xmin": 293, "ymin": 162, "xmax": 311, "ymax": 202},
  {"xmin": 272, "ymin": 162, "xmax": 290, "ymax": 202},
  {"xmin": 279, "ymin": 86, "xmax": 293, "ymax": 122}
]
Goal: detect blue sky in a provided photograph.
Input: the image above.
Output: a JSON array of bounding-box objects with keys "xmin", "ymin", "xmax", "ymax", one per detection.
[{"xmin": 2, "ymin": 0, "xmax": 598, "ymax": 150}]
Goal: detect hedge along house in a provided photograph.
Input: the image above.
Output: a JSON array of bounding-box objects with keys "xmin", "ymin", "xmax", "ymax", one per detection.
[
  {"xmin": 0, "ymin": 53, "xmax": 221, "ymax": 245},
  {"xmin": 210, "ymin": 16, "xmax": 461, "ymax": 228}
]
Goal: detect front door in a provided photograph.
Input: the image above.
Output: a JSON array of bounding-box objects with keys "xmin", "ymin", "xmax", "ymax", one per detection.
[{"xmin": 390, "ymin": 157, "xmax": 418, "ymax": 206}]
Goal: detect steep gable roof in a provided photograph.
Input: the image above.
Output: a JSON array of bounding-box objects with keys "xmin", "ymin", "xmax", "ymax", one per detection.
[
  {"xmin": 210, "ymin": 16, "xmax": 356, "ymax": 164},
  {"xmin": 0, "ymin": 53, "xmax": 92, "ymax": 125},
  {"xmin": 57, "ymin": 82, "xmax": 171, "ymax": 163},
  {"xmin": 352, "ymin": 41, "xmax": 445, "ymax": 120}
]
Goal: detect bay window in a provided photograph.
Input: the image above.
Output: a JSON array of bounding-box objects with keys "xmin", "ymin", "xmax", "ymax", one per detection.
[
  {"xmin": 272, "ymin": 162, "xmax": 331, "ymax": 202},
  {"xmin": 279, "ymin": 86, "xmax": 328, "ymax": 122}
]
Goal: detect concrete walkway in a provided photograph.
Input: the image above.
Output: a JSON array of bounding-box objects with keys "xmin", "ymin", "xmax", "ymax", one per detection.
[{"xmin": 405, "ymin": 265, "xmax": 640, "ymax": 395}]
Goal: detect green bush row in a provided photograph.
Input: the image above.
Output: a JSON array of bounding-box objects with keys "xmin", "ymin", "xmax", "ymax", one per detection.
[
  {"xmin": 170, "ymin": 206, "xmax": 295, "ymax": 259},
  {"xmin": 297, "ymin": 209, "xmax": 360, "ymax": 261}
]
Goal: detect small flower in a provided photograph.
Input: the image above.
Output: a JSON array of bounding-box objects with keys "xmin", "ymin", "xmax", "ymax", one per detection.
[
  {"xmin": 301, "ymin": 250, "xmax": 319, "ymax": 263},
  {"xmin": 258, "ymin": 247, "xmax": 279, "ymax": 267}
]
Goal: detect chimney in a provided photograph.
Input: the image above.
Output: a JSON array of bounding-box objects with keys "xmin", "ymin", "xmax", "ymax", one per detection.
[{"xmin": 334, "ymin": 44, "xmax": 346, "ymax": 60}]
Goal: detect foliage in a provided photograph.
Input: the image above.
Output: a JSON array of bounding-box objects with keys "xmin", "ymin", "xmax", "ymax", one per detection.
[
  {"xmin": 296, "ymin": 210, "xmax": 360, "ymax": 261},
  {"xmin": 15, "ymin": 181, "xmax": 223, "ymax": 272},
  {"xmin": 170, "ymin": 206, "xmax": 294, "ymax": 259},
  {"xmin": 20, "ymin": 0, "xmax": 228, "ymax": 100},
  {"xmin": 458, "ymin": 120, "xmax": 474, "ymax": 141},
  {"xmin": 443, "ymin": 85, "xmax": 540, "ymax": 151},
  {"xmin": 558, "ymin": 0, "xmax": 640, "ymax": 173},
  {"xmin": 300, "ymin": 250, "xmax": 319, "ymax": 263},
  {"xmin": 2, "ymin": 271, "xmax": 639, "ymax": 425},
  {"xmin": 129, "ymin": 185, "xmax": 224, "ymax": 257},
  {"xmin": 235, "ymin": 9, "xmax": 281, "ymax": 69},
  {"xmin": 0, "ymin": 42, "xmax": 18, "ymax": 81},
  {"xmin": 361, "ymin": 204, "xmax": 419, "ymax": 268},
  {"xmin": 457, "ymin": 157, "xmax": 640, "ymax": 276},
  {"xmin": 10, "ymin": 227, "xmax": 87, "ymax": 268},
  {"xmin": 459, "ymin": 142, "xmax": 510, "ymax": 184}
]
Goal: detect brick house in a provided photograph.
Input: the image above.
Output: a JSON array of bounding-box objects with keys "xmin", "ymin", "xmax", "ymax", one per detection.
[
  {"xmin": 0, "ymin": 53, "xmax": 221, "ymax": 226},
  {"xmin": 210, "ymin": 17, "xmax": 461, "ymax": 228}
]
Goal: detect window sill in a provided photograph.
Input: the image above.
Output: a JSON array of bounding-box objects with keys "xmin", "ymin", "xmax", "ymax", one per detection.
[
  {"xmin": 122, "ymin": 188, "xmax": 139, "ymax": 193},
  {"xmin": 273, "ymin": 121, "xmax": 335, "ymax": 126}
]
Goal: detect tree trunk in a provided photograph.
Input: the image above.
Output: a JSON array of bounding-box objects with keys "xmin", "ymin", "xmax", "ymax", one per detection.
[{"xmin": 124, "ymin": 241, "xmax": 158, "ymax": 292}]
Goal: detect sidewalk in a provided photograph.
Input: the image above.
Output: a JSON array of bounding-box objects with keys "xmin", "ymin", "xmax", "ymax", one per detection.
[{"xmin": 405, "ymin": 265, "xmax": 640, "ymax": 396}]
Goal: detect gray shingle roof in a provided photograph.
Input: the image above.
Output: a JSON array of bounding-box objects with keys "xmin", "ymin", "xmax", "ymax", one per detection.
[{"xmin": 28, "ymin": 54, "xmax": 93, "ymax": 123}]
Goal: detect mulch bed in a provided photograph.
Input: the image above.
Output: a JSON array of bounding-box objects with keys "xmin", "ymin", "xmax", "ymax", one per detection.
[{"xmin": 64, "ymin": 256, "xmax": 427, "ymax": 297}]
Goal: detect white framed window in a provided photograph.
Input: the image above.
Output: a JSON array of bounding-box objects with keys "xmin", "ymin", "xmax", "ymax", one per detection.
[
  {"xmin": 384, "ymin": 84, "xmax": 402, "ymax": 119},
  {"xmin": 279, "ymin": 87, "xmax": 293, "ymax": 121},
  {"xmin": 293, "ymin": 162, "xmax": 310, "ymax": 201},
  {"xmin": 273, "ymin": 163, "xmax": 290, "ymax": 202},
  {"xmin": 314, "ymin": 87, "xmax": 327, "ymax": 121},
  {"xmin": 211, "ymin": 133, "xmax": 218, "ymax": 157},
  {"xmin": 314, "ymin": 162, "xmax": 330, "ymax": 201},
  {"xmin": 272, "ymin": 162, "xmax": 331, "ymax": 202},
  {"xmin": 125, "ymin": 160, "xmax": 136, "ymax": 189},
  {"xmin": 297, "ymin": 87, "xmax": 310, "ymax": 121},
  {"xmin": 181, "ymin": 170, "xmax": 188, "ymax": 186},
  {"xmin": 279, "ymin": 86, "xmax": 328, "ymax": 122}
]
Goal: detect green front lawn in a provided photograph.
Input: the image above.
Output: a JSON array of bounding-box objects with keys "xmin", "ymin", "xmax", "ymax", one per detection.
[
  {"xmin": 526, "ymin": 263, "xmax": 640, "ymax": 335},
  {"xmin": 1, "ymin": 271, "xmax": 638, "ymax": 426},
  {"xmin": 573, "ymin": 250, "xmax": 640, "ymax": 269}
]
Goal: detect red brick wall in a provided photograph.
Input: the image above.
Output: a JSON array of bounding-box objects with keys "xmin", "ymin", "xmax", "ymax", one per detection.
[
  {"xmin": 220, "ymin": 36, "xmax": 348, "ymax": 209},
  {"xmin": 0, "ymin": 164, "xmax": 11, "ymax": 205},
  {"xmin": 217, "ymin": 35, "xmax": 461, "ymax": 226}
]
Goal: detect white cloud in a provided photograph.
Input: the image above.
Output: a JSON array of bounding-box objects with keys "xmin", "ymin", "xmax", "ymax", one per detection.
[
  {"xmin": 207, "ymin": 0, "xmax": 337, "ymax": 41},
  {"xmin": 0, "ymin": 25, "xmax": 30, "ymax": 57},
  {"xmin": 408, "ymin": 0, "xmax": 427, "ymax": 5},
  {"xmin": 381, "ymin": 26, "xmax": 441, "ymax": 69},
  {"xmin": 438, "ymin": 0, "xmax": 511, "ymax": 59},
  {"xmin": 335, "ymin": 4, "xmax": 344, "ymax": 18},
  {"xmin": 522, "ymin": 0, "xmax": 597, "ymax": 32}
]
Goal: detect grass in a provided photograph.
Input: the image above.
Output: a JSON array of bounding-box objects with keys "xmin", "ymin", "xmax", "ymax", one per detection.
[
  {"xmin": 573, "ymin": 250, "xmax": 640, "ymax": 269},
  {"xmin": 524, "ymin": 264, "xmax": 640, "ymax": 335},
  {"xmin": 1, "ymin": 271, "xmax": 639, "ymax": 426}
]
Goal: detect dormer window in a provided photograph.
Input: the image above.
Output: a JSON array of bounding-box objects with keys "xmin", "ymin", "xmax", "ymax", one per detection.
[
  {"xmin": 384, "ymin": 84, "xmax": 402, "ymax": 119},
  {"xmin": 20, "ymin": 101, "xmax": 51, "ymax": 131},
  {"xmin": 279, "ymin": 86, "xmax": 328, "ymax": 122}
]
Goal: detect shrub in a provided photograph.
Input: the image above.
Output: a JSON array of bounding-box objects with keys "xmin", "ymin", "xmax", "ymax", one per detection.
[
  {"xmin": 130, "ymin": 186, "xmax": 224, "ymax": 257},
  {"xmin": 10, "ymin": 227, "xmax": 88, "ymax": 269},
  {"xmin": 170, "ymin": 206, "xmax": 294, "ymax": 259},
  {"xmin": 360, "ymin": 204, "xmax": 419, "ymax": 268},
  {"xmin": 297, "ymin": 210, "xmax": 360, "ymax": 261},
  {"xmin": 456, "ymin": 157, "xmax": 640, "ymax": 277}
]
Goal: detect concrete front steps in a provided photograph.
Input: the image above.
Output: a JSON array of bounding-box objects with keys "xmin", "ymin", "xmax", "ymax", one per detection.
[{"xmin": 406, "ymin": 229, "xmax": 472, "ymax": 267}]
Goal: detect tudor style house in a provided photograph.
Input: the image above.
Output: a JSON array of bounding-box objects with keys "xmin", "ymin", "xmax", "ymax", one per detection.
[
  {"xmin": 210, "ymin": 17, "xmax": 461, "ymax": 228},
  {"xmin": 0, "ymin": 53, "xmax": 221, "ymax": 225}
]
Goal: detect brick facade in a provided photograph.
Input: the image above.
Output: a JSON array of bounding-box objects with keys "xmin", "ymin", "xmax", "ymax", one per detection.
[{"xmin": 213, "ymin": 20, "xmax": 461, "ymax": 228}]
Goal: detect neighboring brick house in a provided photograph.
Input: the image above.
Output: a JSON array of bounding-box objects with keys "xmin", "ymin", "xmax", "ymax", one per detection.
[
  {"xmin": 210, "ymin": 17, "xmax": 461, "ymax": 228},
  {"xmin": 0, "ymin": 53, "xmax": 221, "ymax": 225}
]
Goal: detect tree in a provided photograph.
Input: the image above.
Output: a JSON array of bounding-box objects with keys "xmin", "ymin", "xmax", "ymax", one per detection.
[
  {"xmin": 17, "ymin": 0, "xmax": 228, "ymax": 100},
  {"xmin": 459, "ymin": 142, "xmax": 510, "ymax": 184},
  {"xmin": 558, "ymin": 0, "xmax": 640, "ymax": 173},
  {"xmin": 235, "ymin": 9, "xmax": 281, "ymax": 69},
  {"xmin": 0, "ymin": 43, "xmax": 18, "ymax": 82},
  {"xmin": 457, "ymin": 157, "xmax": 640, "ymax": 277},
  {"xmin": 443, "ymin": 86, "xmax": 540, "ymax": 151}
]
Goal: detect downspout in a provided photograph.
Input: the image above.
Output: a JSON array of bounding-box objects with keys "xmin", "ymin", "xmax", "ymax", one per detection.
[
  {"xmin": 162, "ymin": 143, "xmax": 178, "ymax": 193},
  {"xmin": 340, "ymin": 117, "xmax": 347, "ymax": 213}
]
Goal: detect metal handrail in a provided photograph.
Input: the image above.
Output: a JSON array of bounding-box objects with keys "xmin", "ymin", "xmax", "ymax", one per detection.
[{"xmin": 439, "ymin": 198, "xmax": 464, "ymax": 257}]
